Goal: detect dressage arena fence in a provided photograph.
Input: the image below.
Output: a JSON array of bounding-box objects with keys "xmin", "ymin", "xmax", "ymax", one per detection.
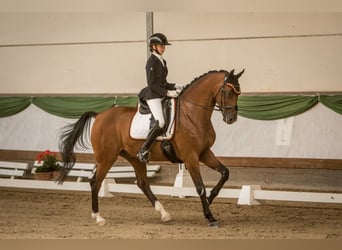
[{"xmin": 0, "ymin": 160, "xmax": 341, "ymax": 205}]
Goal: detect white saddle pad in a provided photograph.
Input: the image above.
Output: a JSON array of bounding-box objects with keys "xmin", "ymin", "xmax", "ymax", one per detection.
[{"xmin": 130, "ymin": 99, "xmax": 176, "ymax": 140}]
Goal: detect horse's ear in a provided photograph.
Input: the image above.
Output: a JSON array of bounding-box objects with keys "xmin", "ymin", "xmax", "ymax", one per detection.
[
  {"xmin": 236, "ymin": 68, "xmax": 245, "ymax": 78},
  {"xmin": 229, "ymin": 69, "xmax": 235, "ymax": 77}
]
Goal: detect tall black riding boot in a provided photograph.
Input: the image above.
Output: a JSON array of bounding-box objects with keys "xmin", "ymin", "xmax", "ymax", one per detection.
[{"xmin": 137, "ymin": 121, "xmax": 163, "ymax": 163}]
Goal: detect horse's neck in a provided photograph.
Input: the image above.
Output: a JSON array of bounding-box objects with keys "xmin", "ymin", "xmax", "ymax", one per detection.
[
  {"xmin": 182, "ymin": 73, "xmax": 223, "ymax": 109},
  {"xmin": 179, "ymin": 74, "xmax": 223, "ymax": 124}
]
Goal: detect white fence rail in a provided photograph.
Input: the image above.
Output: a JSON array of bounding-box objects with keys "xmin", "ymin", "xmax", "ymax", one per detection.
[{"xmin": 0, "ymin": 161, "xmax": 341, "ymax": 205}]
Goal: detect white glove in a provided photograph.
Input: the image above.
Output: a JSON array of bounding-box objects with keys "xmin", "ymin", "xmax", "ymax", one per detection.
[{"xmin": 167, "ymin": 90, "xmax": 179, "ymax": 98}]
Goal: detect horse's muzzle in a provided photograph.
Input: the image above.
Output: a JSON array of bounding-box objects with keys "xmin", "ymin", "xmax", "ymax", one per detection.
[{"xmin": 223, "ymin": 113, "xmax": 237, "ymax": 124}]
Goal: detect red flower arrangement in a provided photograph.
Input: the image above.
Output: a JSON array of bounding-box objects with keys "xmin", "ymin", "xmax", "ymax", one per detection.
[{"xmin": 35, "ymin": 150, "xmax": 61, "ymax": 173}]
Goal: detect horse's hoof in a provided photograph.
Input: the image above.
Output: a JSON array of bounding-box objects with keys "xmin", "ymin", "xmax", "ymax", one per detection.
[
  {"xmin": 209, "ymin": 221, "xmax": 219, "ymax": 228},
  {"xmin": 91, "ymin": 212, "xmax": 106, "ymax": 226},
  {"xmin": 96, "ymin": 218, "xmax": 106, "ymax": 226},
  {"xmin": 161, "ymin": 212, "xmax": 172, "ymax": 222}
]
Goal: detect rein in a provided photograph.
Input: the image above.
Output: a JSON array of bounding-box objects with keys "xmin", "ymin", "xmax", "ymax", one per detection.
[{"xmin": 178, "ymin": 96, "xmax": 213, "ymax": 111}]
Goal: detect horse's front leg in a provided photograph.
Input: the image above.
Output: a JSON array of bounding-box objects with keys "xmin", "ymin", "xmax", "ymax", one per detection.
[
  {"xmin": 200, "ymin": 149, "xmax": 229, "ymax": 205},
  {"xmin": 186, "ymin": 161, "xmax": 219, "ymax": 227}
]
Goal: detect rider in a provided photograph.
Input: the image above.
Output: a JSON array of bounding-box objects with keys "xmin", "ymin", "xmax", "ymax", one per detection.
[{"xmin": 137, "ymin": 33, "xmax": 182, "ymax": 163}]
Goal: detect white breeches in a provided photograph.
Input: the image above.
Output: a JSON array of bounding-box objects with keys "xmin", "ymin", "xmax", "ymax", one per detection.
[{"xmin": 146, "ymin": 98, "xmax": 165, "ymax": 128}]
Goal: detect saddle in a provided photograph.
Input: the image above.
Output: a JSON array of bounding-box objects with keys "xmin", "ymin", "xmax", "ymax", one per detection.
[
  {"xmin": 138, "ymin": 98, "xmax": 172, "ymax": 132},
  {"xmin": 130, "ymin": 97, "xmax": 175, "ymax": 140},
  {"xmin": 130, "ymin": 97, "xmax": 182, "ymax": 163}
]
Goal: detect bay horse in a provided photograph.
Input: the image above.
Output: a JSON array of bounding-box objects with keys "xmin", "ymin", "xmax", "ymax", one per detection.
[{"xmin": 58, "ymin": 69, "xmax": 244, "ymax": 227}]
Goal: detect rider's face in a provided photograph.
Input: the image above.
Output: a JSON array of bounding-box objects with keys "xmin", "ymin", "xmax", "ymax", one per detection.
[{"xmin": 153, "ymin": 45, "xmax": 165, "ymax": 54}]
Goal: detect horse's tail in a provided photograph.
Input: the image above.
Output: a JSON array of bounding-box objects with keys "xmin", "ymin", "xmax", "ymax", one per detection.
[{"xmin": 57, "ymin": 111, "xmax": 97, "ymax": 184}]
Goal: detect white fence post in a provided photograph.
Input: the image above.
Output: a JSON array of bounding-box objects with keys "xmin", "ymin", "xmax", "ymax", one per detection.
[
  {"xmin": 98, "ymin": 179, "xmax": 115, "ymax": 197},
  {"xmin": 237, "ymin": 185, "xmax": 262, "ymax": 205},
  {"xmin": 173, "ymin": 163, "xmax": 193, "ymax": 198}
]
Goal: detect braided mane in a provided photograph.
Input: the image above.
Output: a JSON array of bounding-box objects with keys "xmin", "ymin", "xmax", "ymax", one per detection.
[{"xmin": 181, "ymin": 70, "xmax": 229, "ymax": 93}]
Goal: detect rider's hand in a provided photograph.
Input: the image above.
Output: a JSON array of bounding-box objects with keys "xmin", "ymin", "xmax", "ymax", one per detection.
[{"xmin": 167, "ymin": 90, "xmax": 179, "ymax": 98}]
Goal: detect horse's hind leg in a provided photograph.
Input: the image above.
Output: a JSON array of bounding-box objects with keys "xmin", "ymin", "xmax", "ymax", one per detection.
[
  {"xmin": 121, "ymin": 151, "xmax": 171, "ymax": 222},
  {"xmin": 90, "ymin": 160, "xmax": 114, "ymax": 226},
  {"xmin": 200, "ymin": 149, "xmax": 229, "ymax": 205}
]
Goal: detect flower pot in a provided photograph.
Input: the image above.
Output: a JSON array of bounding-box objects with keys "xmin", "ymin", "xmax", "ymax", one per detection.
[
  {"xmin": 51, "ymin": 171, "xmax": 61, "ymax": 181},
  {"xmin": 34, "ymin": 172, "xmax": 52, "ymax": 180}
]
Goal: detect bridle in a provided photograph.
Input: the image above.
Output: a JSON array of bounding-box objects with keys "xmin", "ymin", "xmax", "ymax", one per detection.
[
  {"xmin": 178, "ymin": 72, "xmax": 241, "ymax": 116},
  {"xmin": 214, "ymin": 82, "xmax": 241, "ymax": 114}
]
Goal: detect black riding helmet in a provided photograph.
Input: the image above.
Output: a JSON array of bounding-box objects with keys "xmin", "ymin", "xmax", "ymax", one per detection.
[{"xmin": 149, "ymin": 33, "xmax": 171, "ymax": 52}]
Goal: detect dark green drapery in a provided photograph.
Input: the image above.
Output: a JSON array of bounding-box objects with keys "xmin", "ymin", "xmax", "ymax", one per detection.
[
  {"xmin": 319, "ymin": 95, "xmax": 342, "ymax": 115},
  {"xmin": 0, "ymin": 95, "xmax": 341, "ymax": 120},
  {"xmin": 0, "ymin": 96, "xmax": 138, "ymax": 119},
  {"xmin": 32, "ymin": 97, "xmax": 118, "ymax": 119},
  {"xmin": 237, "ymin": 95, "xmax": 319, "ymax": 120},
  {"xmin": 0, "ymin": 97, "xmax": 31, "ymax": 117}
]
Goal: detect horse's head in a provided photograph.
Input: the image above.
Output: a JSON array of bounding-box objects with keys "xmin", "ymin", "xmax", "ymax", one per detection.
[{"xmin": 214, "ymin": 69, "xmax": 244, "ymax": 124}]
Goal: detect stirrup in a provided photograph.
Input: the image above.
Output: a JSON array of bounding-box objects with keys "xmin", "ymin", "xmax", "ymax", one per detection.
[{"xmin": 137, "ymin": 149, "xmax": 150, "ymax": 163}]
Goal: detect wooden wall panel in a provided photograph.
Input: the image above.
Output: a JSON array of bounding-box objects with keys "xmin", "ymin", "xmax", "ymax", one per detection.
[
  {"xmin": 0, "ymin": 13, "xmax": 147, "ymax": 94},
  {"xmin": 155, "ymin": 13, "xmax": 342, "ymax": 92}
]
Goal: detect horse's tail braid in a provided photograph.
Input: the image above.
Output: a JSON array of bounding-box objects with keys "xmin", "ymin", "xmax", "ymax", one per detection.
[{"xmin": 57, "ymin": 111, "xmax": 97, "ymax": 184}]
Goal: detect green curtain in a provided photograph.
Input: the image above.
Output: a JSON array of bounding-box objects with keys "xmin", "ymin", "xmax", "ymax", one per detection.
[
  {"xmin": 237, "ymin": 95, "xmax": 319, "ymax": 120},
  {"xmin": 0, "ymin": 97, "xmax": 31, "ymax": 117},
  {"xmin": 32, "ymin": 97, "xmax": 117, "ymax": 118},
  {"xmin": 320, "ymin": 95, "xmax": 342, "ymax": 115},
  {"xmin": 115, "ymin": 96, "xmax": 139, "ymax": 107},
  {"xmin": 0, "ymin": 95, "xmax": 341, "ymax": 120}
]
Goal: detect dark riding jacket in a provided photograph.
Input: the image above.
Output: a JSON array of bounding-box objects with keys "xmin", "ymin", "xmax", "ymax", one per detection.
[{"xmin": 138, "ymin": 54, "xmax": 176, "ymax": 100}]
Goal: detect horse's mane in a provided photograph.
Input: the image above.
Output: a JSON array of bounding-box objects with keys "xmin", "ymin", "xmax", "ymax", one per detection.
[{"xmin": 181, "ymin": 69, "xmax": 229, "ymax": 93}]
